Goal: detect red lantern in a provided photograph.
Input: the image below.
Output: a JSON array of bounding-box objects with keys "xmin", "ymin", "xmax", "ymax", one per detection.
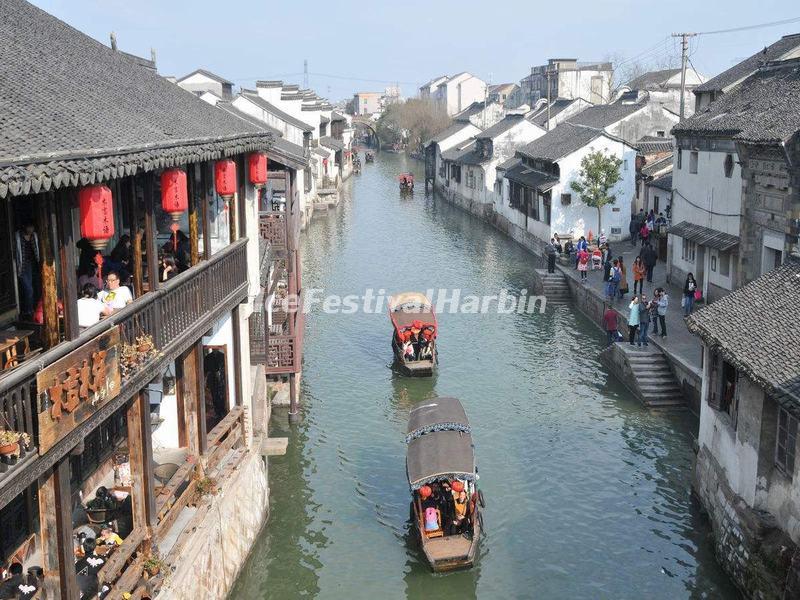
[
  {"xmin": 79, "ymin": 185, "xmax": 115, "ymax": 251},
  {"xmin": 161, "ymin": 168, "xmax": 188, "ymax": 222},
  {"xmin": 248, "ymin": 153, "xmax": 268, "ymax": 188},
  {"xmin": 215, "ymin": 159, "xmax": 237, "ymax": 200}
]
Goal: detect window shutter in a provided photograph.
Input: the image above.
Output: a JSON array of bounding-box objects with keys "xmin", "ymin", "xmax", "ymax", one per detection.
[{"xmin": 707, "ymin": 350, "xmax": 722, "ymax": 410}]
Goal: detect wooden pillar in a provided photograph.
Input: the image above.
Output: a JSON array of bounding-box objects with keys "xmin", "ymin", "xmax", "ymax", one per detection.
[
  {"xmin": 38, "ymin": 460, "xmax": 79, "ymax": 600},
  {"xmin": 288, "ymin": 373, "xmax": 299, "ymax": 422},
  {"xmin": 188, "ymin": 164, "xmax": 200, "ymax": 266},
  {"xmin": 195, "ymin": 341, "xmax": 208, "ymax": 455},
  {"xmin": 174, "ymin": 349, "xmax": 198, "ymax": 457},
  {"xmin": 36, "ymin": 193, "xmax": 59, "ymax": 349},
  {"xmin": 55, "ymin": 190, "xmax": 79, "ymax": 341},
  {"xmin": 231, "ymin": 306, "xmax": 243, "ymax": 407},
  {"xmin": 228, "ymin": 192, "xmax": 237, "ymax": 245},
  {"xmin": 143, "ymin": 174, "xmax": 159, "ymax": 292},
  {"xmin": 127, "ymin": 391, "xmax": 156, "ymax": 530},
  {"xmin": 129, "ymin": 178, "xmax": 144, "ymax": 298},
  {"xmin": 201, "ymin": 163, "xmax": 212, "ymax": 261},
  {"xmin": 237, "ymin": 155, "xmax": 247, "ymax": 241}
]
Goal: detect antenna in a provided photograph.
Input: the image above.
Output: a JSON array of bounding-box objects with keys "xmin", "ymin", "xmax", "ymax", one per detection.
[{"xmin": 303, "ymin": 59, "xmax": 309, "ymax": 89}]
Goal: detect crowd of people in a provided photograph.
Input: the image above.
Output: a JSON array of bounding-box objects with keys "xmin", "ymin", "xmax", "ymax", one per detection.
[
  {"xmin": 603, "ymin": 288, "xmax": 669, "ymax": 347},
  {"xmin": 419, "ymin": 480, "xmax": 471, "ymax": 536},
  {"xmin": 397, "ymin": 326, "xmax": 435, "ymax": 362}
]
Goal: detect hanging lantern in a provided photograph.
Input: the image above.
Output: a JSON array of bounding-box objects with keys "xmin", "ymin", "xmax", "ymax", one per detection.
[
  {"xmin": 160, "ymin": 168, "xmax": 188, "ymax": 223},
  {"xmin": 248, "ymin": 153, "xmax": 268, "ymax": 188},
  {"xmin": 79, "ymin": 185, "xmax": 115, "ymax": 251},
  {"xmin": 215, "ymin": 159, "xmax": 237, "ymax": 200}
]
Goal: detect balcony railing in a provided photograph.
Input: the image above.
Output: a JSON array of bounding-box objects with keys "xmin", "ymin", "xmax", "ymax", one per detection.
[
  {"xmin": 259, "ymin": 211, "xmax": 287, "ymax": 253},
  {"xmin": 0, "ymin": 239, "xmax": 249, "ymax": 507}
]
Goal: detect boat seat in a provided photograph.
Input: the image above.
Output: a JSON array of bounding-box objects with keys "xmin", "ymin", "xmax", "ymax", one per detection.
[{"xmin": 424, "ymin": 509, "xmax": 444, "ymax": 539}]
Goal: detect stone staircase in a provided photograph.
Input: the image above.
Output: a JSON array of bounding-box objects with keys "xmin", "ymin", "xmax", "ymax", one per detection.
[
  {"xmin": 535, "ymin": 269, "xmax": 571, "ymax": 301},
  {"xmin": 600, "ymin": 343, "xmax": 686, "ymax": 409}
]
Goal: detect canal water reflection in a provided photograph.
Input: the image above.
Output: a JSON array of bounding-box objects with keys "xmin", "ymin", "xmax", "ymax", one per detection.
[{"xmin": 231, "ymin": 153, "xmax": 739, "ymax": 599}]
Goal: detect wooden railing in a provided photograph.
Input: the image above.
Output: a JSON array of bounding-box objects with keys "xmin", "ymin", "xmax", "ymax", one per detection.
[{"xmin": 258, "ymin": 211, "xmax": 287, "ymax": 253}]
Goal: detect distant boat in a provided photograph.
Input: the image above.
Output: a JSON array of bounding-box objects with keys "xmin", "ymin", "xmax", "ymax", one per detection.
[
  {"xmin": 389, "ymin": 292, "xmax": 436, "ymax": 376},
  {"xmin": 398, "ymin": 173, "xmax": 414, "ymax": 194}
]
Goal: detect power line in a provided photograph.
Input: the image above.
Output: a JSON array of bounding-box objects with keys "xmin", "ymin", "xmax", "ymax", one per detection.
[
  {"xmin": 696, "ymin": 16, "xmax": 800, "ymax": 36},
  {"xmin": 308, "ymin": 72, "xmax": 420, "ymax": 86}
]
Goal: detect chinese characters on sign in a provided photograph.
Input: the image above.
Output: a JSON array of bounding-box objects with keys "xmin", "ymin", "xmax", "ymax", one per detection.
[{"xmin": 36, "ymin": 327, "xmax": 120, "ymax": 453}]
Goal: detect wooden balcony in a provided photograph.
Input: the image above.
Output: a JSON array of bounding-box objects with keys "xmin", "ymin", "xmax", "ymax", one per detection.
[
  {"xmin": 258, "ymin": 211, "xmax": 287, "ymax": 254},
  {"xmin": 0, "ymin": 239, "xmax": 249, "ymax": 508}
]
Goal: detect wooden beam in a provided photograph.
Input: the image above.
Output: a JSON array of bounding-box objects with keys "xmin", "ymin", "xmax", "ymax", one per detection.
[
  {"xmin": 129, "ymin": 178, "xmax": 144, "ymax": 298},
  {"xmin": 188, "ymin": 163, "xmax": 200, "ymax": 266},
  {"xmin": 56, "ymin": 189, "xmax": 79, "ymax": 341},
  {"xmin": 231, "ymin": 306, "xmax": 243, "ymax": 407},
  {"xmin": 174, "ymin": 350, "xmax": 195, "ymax": 454},
  {"xmin": 237, "ymin": 154, "xmax": 247, "ymax": 242},
  {"xmin": 38, "ymin": 460, "xmax": 79, "ymax": 600},
  {"xmin": 127, "ymin": 392, "xmax": 156, "ymax": 531},
  {"xmin": 143, "ymin": 174, "xmax": 159, "ymax": 292},
  {"xmin": 36, "ymin": 193, "xmax": 59, "ymax": 349},
  {"xmin": 200, "ymin": 163, "xmax": 211, "ymax": 261},
  {"xmin": 195, "ymin": 341, "xmax": 208, "ymax": 455}
]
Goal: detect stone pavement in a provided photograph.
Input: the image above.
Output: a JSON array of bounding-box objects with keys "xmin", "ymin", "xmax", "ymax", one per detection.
[{"xmin": 558, "ymin": 238, "xmax": 702, "ymax": 375}]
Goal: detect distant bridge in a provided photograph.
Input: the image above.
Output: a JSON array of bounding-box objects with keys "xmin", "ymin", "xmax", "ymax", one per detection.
[{"xmin": 351, "ymin": 116, "xmax": 380, "ymax": 151}]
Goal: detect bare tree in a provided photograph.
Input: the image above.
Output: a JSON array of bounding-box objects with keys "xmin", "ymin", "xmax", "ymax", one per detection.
[{"xmin": 376, "ymin": 99, "xmax": 451, "ymax": 152}]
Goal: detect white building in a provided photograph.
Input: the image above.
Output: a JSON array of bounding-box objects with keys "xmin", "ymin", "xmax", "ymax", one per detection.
[
  {"xmin": 616, "ymin": 68, "xmax": 706, "ymax": 116},
  {"xmin": 176, "ymin": 68, "xmax": 234, "ymax": 100},
  {"xmin": 424, "ymin": 121, "xmax": 482, "ymax": 189},
  {"xmin": 433, "ymin": 72, "xmax": 488, "ymax": 116},
  {"xmin": 497, "ymin": 123, "xmax": 637, "ymax": 245},
  {"xmin": 526, "ymin": 97, "xmax": 592, "ymax": 132},
  {"xmin": 452, "ymin": 100, "xmax": 505, "ymax": 129},
  {"xmin": 419, "ymin": 75, "xmax": 449, "ymax": 100},
  {"xmin": 520, "ymin": 58, "xmax": 613, "ymax": 106},
  {"xmin": 353, "ymin": 91, "xmax": 382, "ymax": 115}
]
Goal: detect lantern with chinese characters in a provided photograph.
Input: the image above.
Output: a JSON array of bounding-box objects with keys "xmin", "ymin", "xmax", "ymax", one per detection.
[
  {"xmin": 248, "ymin": 153, "xmax": 268, "ymax": 188},
  {"xmin": 79, "ymin": 185, "xmax": 115, "ymax": 251},
  {"xmin": 160, "ymin": 168, "xmax": 188, "ymax": 223},
  {"xmin": 215, "ymin": 159, "xmax": 237, "ymax": 200}
]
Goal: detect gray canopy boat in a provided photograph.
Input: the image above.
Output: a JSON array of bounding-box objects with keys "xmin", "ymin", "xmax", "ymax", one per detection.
[{"xmin": 406, "ymin": 397, "xmax": 482, "ymax": 572}]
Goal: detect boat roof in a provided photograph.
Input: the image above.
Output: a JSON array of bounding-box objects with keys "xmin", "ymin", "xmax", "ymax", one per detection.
[
  {"xmin": 406, "ymin": 397, "xmax": 470, "ymax": 441},
  {"xmin": 389, "ymin": 292, "xmax": 431, "ymax": 310},
  {"xmin": 406, "ymin": 430, "xmax": 475, "ymax": 490}
]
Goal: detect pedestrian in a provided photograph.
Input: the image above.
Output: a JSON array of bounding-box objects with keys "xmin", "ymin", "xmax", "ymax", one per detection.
[
  {"xmin": 628, "ymin": 296, "xmax": 640, "ymax": 345},
  {"xmin": 638, "ymin": 293, "xmax": 650, "ymax": 346},
  {"xmin": 14, "ymin": 221, "xmax": 41, "ymax": 318},
  {"xmin": 553, "ymin": 234, "xmax": 563, "ymax": 254},
  {"xmin": 632, "ymin": 256, "xmax": 645, "ymax": 295},
  {"xmin": 657, "ymin": 288, "xmax": 669, "ymax": 337},
  {"xmin": 564, "ymin": 239, "xmax": 575, "ymax": 261},
  {"xmin": 629, "ymin": 214, "xmax": 639, "ymax": 246},
  {"xmin": 598, "ymin": 229, "xmax": 608, "ymax": 247},
  {"xmin": 577, "ymin": 246, "xmax": 590, "ymax": 282},
  {"xmin": 545, "ymin": 239, "xmax": 557, "ymax": 273},
  {"xmin": 642, "ymin": 243, "xmax": 657, "ymax": 283},
  {"xmin": 618, "ymin": 256, "xmax": 628, "ymax": 299},
  {"xmin": 602, "ymin": 305, "xmax": 618, "ymax": 347},
  {"xmin": 650, "ymin": 289, "xmax": 661, "ymax": 336},
  {"xmin": 639, "ymin": 222, "xmax": 650, "ymax": 247},
  {"xmin": 683, "ymin": 272, "xmax": 697, "ymax": 316},
  {"xmin": 607, "ymin": 259, "xmax": 621, "ymax": 301},
  {"xmin": 575, "ymin": 236, "xmax": 588, "ymax": 269}
]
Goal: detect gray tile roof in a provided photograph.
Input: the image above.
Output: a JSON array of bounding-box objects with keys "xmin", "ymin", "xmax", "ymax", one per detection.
[
  {"xmin": 648, "ymin": 172, "xmax": 672, "ymax": 191},
  {"xmin": 319, "ymin": 137, "xmax": 345, "ymax": 152},
  {"xmin": 331, "ymin": 111, "xmax": 348, "ymax": 122},
  {"xmin": 566, "ymin": 99, "xmax": 646, "ymax": 129},
  {"xmin": 0, "ymin": 0, "xmax": 272, "ymax": 199},
  {"xmin": 672, "ymin": 59, "xmax": 800, "ymax": 144},
  {"xmin": 177, "ymin": 68, "xmax": 234, "ymax": 87},
  {"xmin": 240, "ymin": 90, "xmax": 315, "ymax": 133},
  {"xmin": 695, "ymin": 34, "xmax": 800, "ymax": 93},
  {"xmin": 528, "ymin": 98, "xmax": 580, "ymax": 127},
  {"xmin": 625, "ymin": 69, "xmax": 681, "ymax": 90},
  {"xmin": 518, "ymin": 123, "xmax": 605, "ymax": 162},
  {"xmin": 504, "ymin": 162, "xmax": 559, "ymax": 191},
  {"xmin": 669, "ymin": 220, "xmax": 738, "ymax": 251},
  {"xmin": 320, "ymin": 115, "xmax": 331, "ymax": 124},
  {"xmin": 637, "ymin": 135, "xmax": 674, "ymax": 155},
  {"xmin": 641, "ymin": 155, "xmax": 673, "ymax": 177},
  {"xmin": 441, "ymin": 140, "xmax": 479, "ymax": 164},
  {"xmin": 454, "ymin": 102, "xmax": 486, "ymax": 122},
  {"xmin": 425, "ymin": 122, "xmax": 478, "ymax": 146},
  {"xmin": 686, "ymin": 259, "xmax": 800, "ymax": 411},
  {"xmin": 312, "ymin": 147, "xmax": 329, "ymax": 158},
  {"xmin": 476, "ymin": 114, "xmax": 526, "ymax": 140}
]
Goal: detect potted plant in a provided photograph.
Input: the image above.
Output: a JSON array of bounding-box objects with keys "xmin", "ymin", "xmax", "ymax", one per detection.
[
  {"xmin": 142, "ymin": 553, "xmax": 166, "ymax": 578},
  {"xmin": 0, "ymin": 430, "xmax": 20, "ymax": 456},
  {"xmin": 191, "ymin": 475, "xmax": 218, "ymax": 505}
]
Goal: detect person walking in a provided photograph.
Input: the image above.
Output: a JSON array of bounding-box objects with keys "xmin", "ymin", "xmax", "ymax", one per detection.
[
  {"xmin": 632, "ymin": 256, "xmax": 645, "ymax": 295},
  {"xmin": 577, "ymin": 246, "xmax": 590, "ymax": 282},
  {"xmin": 639, "ymin": 222, "xmax": 650, "ymax": 247},
  {"xmin": 575, "ymin": 236, "xmax": 588, "ymax": 269},
  {"xmin": 607, "ymin": 259, "xmax": 621, "ymax": 302},
  {"xmin": 618, "ymin": 256, "xmax": 628, "ymax": 299},
  {"xmin": 657, "ymin": 288, "xmax": 669, "ymax": 337},
  {"xmin": 627, "ymin": 296, "xmax": 640, "ymax": 345},
  {"xmin": 648, "ymin": 291, "xmax": 660, "ymax": 337},
  {"xmin": 602, "ymin": 306, "xmax": 618, "ymax": 347},
  {"xmin": 638, "ymin": 293, "xmax": 650, "ymax": 346},
  {"xmin": 642, "ymin": 243, "xmax": 657, "ymax": 283},
  {"xmin": 545, "ymin": 239, "xmax": 557, "ymax": 274},
  {"xmin": 629, "ymin": 214, "xmax": 639, "ymax": 246},
  {"xmin": 14, "ymin": 222, "xmax": 40, "ymax": 318},
  {"xmin": 683, "ymin": 273, "xmax": 697, "ymax": 316}
]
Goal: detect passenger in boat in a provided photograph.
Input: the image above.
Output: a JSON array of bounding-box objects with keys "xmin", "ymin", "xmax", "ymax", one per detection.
[
  {"xmin": 403, "ymin": 339, "xmax": 415, "ymax": 361},
  {"xmin": 453, "ymin": 490, "xmax": 469, "ymax": 532},
  {"xmin": 424, "ymin": 507, "xmax": 440, "ymax": 532}
]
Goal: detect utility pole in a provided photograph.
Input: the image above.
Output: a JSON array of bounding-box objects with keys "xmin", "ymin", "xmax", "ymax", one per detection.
[
  {"xmin": 672, "ymin": 32, "xmax": 697, "ymax": 121},
  {"xmin": 303, "ymin": 59, "xmax": 309, "ymax": 89}
]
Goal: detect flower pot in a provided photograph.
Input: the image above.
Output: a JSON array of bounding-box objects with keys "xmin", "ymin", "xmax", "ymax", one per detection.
[
  {"xmin": 145, "ymin": 566, "xmax": 160, "ymax": 577},
  {"xmin": 0, "ymin": 442, "xmax": 18, "ymax": 455}
]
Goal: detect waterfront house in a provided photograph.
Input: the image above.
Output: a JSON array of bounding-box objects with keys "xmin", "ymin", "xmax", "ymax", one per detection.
[
  {"xmin": 352, "ymin": 91, "xmax": 383, "ymax": 116},
  {"xmin": 453, "ymin": 101, "xmax": 505, "ymax": 130},
  {"xmin": 424, "ymin": 121, "xmax": 482, "ymax": 191},
  {"xmin": 636, "ymin": 135, "xmax": 674, "ymax": 215},
  {"xmin": 615, "ymin": 68, "xmax": 706, "ymax": 116},
  {"xmin": 176, "ymin": 68, "xmax": 235, "ymax": 100},
  {"xmin": 433, "ymin": 72, "xmax": 488, "ymax": 116},
  {"xmin": 0, "ymin": 2, "xmax": 299, "ymax": 597},
  {"xmin": 419, "ymin": 75, "xmax": 449, "ymax": 100},
  {"xmin": 526, "ymin": 97, "xmax": 592, "ymax": 132},
  {"xmin": 687, "ymin": 259, "xmax": 800, "ymax": 599},
  {"xmin": 520, "ymin": 58, "xmax": 613, "ymax": 106},
  {"xmin": 439, "ymin": 114, "xmax": 545, "ymax": 209},
  {"xmin": 496, "ymin": 122, "xmax": 637, "ymax": 249}
]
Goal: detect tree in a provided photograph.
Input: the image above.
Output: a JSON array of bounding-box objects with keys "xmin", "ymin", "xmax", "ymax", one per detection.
[
  {"xmin": 569, "ymin": 150, "xmax": 623, "ymax": 235},
  {"xmin": 375, "ymin": 98, "xmax": 450, "ymax": 152}
]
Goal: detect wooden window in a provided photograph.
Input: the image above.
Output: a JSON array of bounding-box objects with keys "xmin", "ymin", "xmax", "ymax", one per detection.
[
  {"xmin": 724, "ymin": 153, "xmax": 734, "ymax": 178},
  {"xmin": 677, "ymin": 149, "xmax": 682, "ymax": 170},
  {"xmin": 543, "ymin": 195, "xmax": 551, "ymax": 225},
  {"xmin": 689, "ymin": 151, "xmax": 698, "ymax": 174},
  {"xmin": 561, "ymin": 193, "xmax": 571, "ymax": 205},
  {"xmin": 719, "ymin": 251, "xmax": 731, "ymax": 277},
  {"xmin": 654, "ymin": 195, "xmax": 660, "ymax": 213},
  {"xmin": 681, "ymin": 239, "xmax": 696, "ymax": 262},
  {"xmin": 776, "ymin": 406, "xmax": 798, "ymax": 478},
  {"xmin": 656, "ymin": 130, "xmax": 665, "ymax": 137}
]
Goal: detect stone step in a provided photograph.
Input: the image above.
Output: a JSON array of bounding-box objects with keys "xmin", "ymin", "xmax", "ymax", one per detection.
[{"xmin": 645, "ymin": 398, "xmax": 686, "ymax": 408}]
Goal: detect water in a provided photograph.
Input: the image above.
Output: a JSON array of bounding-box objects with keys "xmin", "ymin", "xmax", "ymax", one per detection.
[{"xmin": 231, "ymin": 154, "xmax": 739, "ymax": 599}]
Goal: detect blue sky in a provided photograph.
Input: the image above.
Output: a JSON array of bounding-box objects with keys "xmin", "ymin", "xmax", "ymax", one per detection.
[{"xmin": 31, "ymin": 0, "xmax": 799, "ymax": 101}]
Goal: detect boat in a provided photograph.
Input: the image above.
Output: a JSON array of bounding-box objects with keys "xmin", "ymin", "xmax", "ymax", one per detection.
[
  {"xmin": 398, "ymin": 173, "xmax": 414, "ymax": 193},
  {"xmin": 365, "ymin": 152, "xmax": 375, "ymax": 163},
  {"xmin": 389, "ymin": 292, "xmax": 437, "ymax": 377},
  {"xmin": 406, "ymin": 397, "xmax": 483, "ymax": 572}
]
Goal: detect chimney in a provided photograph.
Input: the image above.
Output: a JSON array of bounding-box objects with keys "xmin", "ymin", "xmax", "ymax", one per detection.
[
  {"xmin": 150, "ymin": 48, "xmax": 157, "ymax": 66},
  {"xmin": 110, "ymin": 31, "xmax": 117, "ymax": 51}
]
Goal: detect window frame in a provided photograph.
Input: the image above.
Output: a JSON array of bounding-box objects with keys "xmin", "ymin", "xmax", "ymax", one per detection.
[
  {"xmin": 724, "ymin": 153, "xmax": 734, "ymax": 178},
  {"xmin": 689, "ymin": 151, "xmax": 699, "ymax": 174},
  {"xmin": 681, "ymin": 238, "xmax": 696, "ymax": 262},
  {"xmin": 775, "ymin": 406, "xmax": 798, "ymax": 479}
]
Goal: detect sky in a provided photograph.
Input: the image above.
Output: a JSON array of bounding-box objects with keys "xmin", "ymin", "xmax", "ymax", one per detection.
[{"xmin": 31, "ymin": 0, "xmax": 800, "ymax": 101}]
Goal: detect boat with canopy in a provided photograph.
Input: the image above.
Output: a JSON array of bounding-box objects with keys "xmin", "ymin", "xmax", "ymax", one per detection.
[
  {"xmin": 406, "ymin": 397, "xmax": 482, "ymax": 572},
  {"xmin": 388, "ymin": 292, "xmax": 437, "ymax": 377}
]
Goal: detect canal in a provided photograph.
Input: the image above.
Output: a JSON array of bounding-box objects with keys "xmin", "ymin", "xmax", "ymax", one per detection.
[{"xmin": 231, "ymin": 153, "xmax": 739, "ymax": 599}]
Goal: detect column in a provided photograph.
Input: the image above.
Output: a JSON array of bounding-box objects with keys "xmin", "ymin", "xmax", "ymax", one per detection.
[
  {"xmin": 36, "ymin": 193, "xmax": 59, "ymax": 349},
  {"xmin": 55, "ymin": 190, "xmax": 79, "ymax": 341},
  {"xmin": 38, "ymin": 460, "xmax": 79, "ymax": 599},
  {"xmin": 126, "ymin": 391, "xmax": 156, "ymax": 531}
]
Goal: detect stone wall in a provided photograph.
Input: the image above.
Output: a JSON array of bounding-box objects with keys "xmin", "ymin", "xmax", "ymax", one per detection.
[{"xmin": 694, "ymin": 446, "xmax": 800, "ymax": 600}]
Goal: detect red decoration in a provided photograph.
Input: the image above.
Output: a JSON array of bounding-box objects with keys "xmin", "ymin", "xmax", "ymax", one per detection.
[
  {"xmin": 248, "ymin": 153, "xmax": 268, "ymax": 188},
  {"xmin": 215, "ymin": 159, "xmax": 237, "ymax": 199},
  {"xmin": 419, "ymin": 485, "xmax": 432, "ymax": 499},
  {"xmin": 161, "ymin": 168, "xmax": 188, "ymax": 222},
  {"xmin": 79, "ymin": 185, "xmax": 115, "ymax": 251}
]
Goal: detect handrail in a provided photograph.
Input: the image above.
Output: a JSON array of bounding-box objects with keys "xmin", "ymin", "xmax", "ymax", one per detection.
[{"xmin": 0, "ymin": 239, "xmax": 248, "ymax": 394}]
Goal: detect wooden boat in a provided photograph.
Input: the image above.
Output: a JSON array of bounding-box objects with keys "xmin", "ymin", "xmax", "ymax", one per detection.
[
  {"xmin": 389, "ymin": 292, "xmax": 437, "ymax": 377},
  {"xmin": 365, "ymin": 152, "xmax": 375, "ymax": 163},
  {"xmin": 406, "ymin": 397, "xmax": 482, "ymax": 572},
  {"xmin": 398, "ymin": 173, "xmax": 414, "ymax": 193}
]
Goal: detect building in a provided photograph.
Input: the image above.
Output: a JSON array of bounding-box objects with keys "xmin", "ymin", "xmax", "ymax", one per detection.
[
  {"xmin": 520, "ymin": 58, "xmax": 613, "ymax": 106},
  {"xmin": 0, "ymin": 2, "xmax": 289, "ymax": 599},
  {"xmin": 438, "ymin": 114, "xmax": 545, "ymax": 208},
  {"xmin": 687, "ymin": 259, "xmax": 800, "ymax": 600},
  {"xmin": 419, "ymin": 75, "xmax": 449, "ymax": 100},
  {"xmin": 693, "ymin": 33, "xmax": 800, "ymax": 112},
  {"xmin": 488, "ymin": 83, "xmax": 519, "ymax": 105},
  {"xmin": 497, "ymin": 122, "xmax": 637, "ymax": 247},
  {"xmin": 433, "ymin": 72, "xmax": 488, "ymax": 116},
  {"xmin": 352, "ymin": 91, "xmax": 382, "ymax": 115},
  {"xmin": 452, "ymin": 101, "xmax": 505, "ymax": 130},
  {"xmin": 636, "ymin": 135, "xmax": 674, "ymax": 215},
  {"xmin": 176, "ymin": 68, "xmax": 235, "ymax": 100},
  {"xmin": 616, "ymin": 67, "xmax": 706, "ymax": 116},
  {"xmin": 424, "ymin": 121, "xmax": 482, "ymax": 190},
  {"xmin": 526, "ymin": 97, "xmax": 592, "ymax": 132}
]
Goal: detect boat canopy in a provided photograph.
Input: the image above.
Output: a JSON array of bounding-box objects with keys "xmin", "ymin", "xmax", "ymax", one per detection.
[
  {"xmin": 406, "ymin": 397, "xmax": 471, "ymax": 442},
  {"xmin": 406, "ymin": 430, "xmax": 475, "ymax": 490},
  {"xmin": 389, "ymin": 292, "xmax": 437, "ymax": 335}
]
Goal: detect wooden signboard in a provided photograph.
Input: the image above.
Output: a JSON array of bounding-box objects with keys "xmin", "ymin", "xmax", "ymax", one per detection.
[{"xmin": 36, "ymin": 327, "xmax": 121, "ymax": 453}]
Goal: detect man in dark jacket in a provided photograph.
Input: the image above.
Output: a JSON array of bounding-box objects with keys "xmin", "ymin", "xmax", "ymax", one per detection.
[
  {"xmin": 641, "ymin": 243, "xmax": 658, "ymax": 283},
  {"xmin": 628, "ymin": 215, "xmax": 639, "ymax": 246},
  {"xmin": 545, "ymin": 240, "xmax": 557, "ymax": 273},
  {"xmin": 602, "ymin": 307, "xmax": 618, "ymax": 347},
  {"xmin": 0, "ymin": 562, "xmax": 24, "ymax": 599}
]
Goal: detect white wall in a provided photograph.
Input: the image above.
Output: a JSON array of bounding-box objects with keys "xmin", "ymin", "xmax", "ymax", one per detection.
[
  {"xmin": 203, "ymin": 313, "xmax": 237, "ymax": 412},
  {"xmin": 439, "ymin": 74, "xmax": 487, "ymax": 116},
  {"xmin": 232, "ymin": 96, "xmax": 306, "ymax": 147}
]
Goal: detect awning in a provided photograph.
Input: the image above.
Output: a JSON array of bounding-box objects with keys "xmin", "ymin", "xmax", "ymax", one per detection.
[
  {"xmin": 406, "ymin": 397, "xmax": 470, "ymax": 441},
  {"xmin": 406, "ymin": 430, "xmax": 475, "ymax": 489},
  {"xmin": 504, "ymin": 163, "xmax": 558, "ymax": 192},
  {"xmin": 668, "ymin": 221, "xmax": 739, "ymax": 252}
]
